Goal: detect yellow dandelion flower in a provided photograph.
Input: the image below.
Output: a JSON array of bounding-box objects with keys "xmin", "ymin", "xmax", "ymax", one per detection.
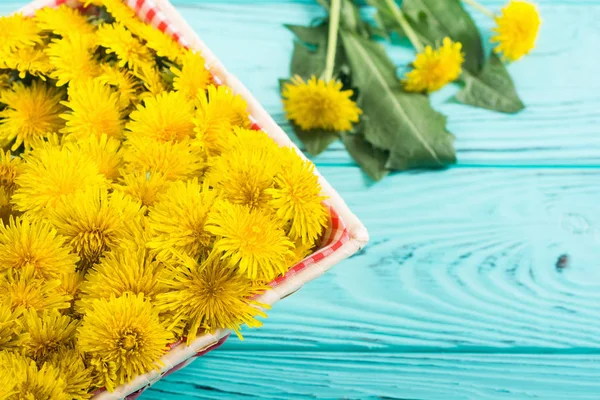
[
  {"xmin": 12, "ymin": 143, "xmax": 109, "ymax": 214},
  {"xmin": 172, "ymin": 51, "xmax": 212, "ymax": 100},
  {"xmin": 46, "ymin": 33, "xmax": 100, "ymax": 86},
  {"xmin": 0, "ymin": 14, "xmax": 43, "ymax": 54},
  {"xmin": 77, "ymin": 248, "xmax": 166, "ymax": 313},
  {"xmin": 0, "ymin": 351, "xmax": 69, "ymax": 400},
  {"xmin": 61, "ymin": 79, "xmax": 125, "ymax": 141},
  {"xmin": 21, "ymin": 308, "xmax": 79, "ymax": 360},
  {"xmin": 127, "ymin": 91, "xmax": 195, "ymax": 143},
  {"xmin": 77, "ymin": 293, "xmax": 173, "ymax": 392},
  {"xmin": 35, "ymin": 5, "xmax": 95, "ymax": 38},
  {"xmin": 45, "ymin": 187, "xmax": 142, "ymax": 266},
  {"xmin": 46, "ymin": 347, "xmax": 93, "ymax": 400},
  {"xmin": 156, "ymin": 254, "xmax": 268, "ymax": 344},
  {"xmin": 66, "ymin": 135, "xmax": 123, "ymax": 181},
  {"xmin": 147, "ymin": 179, "xmax": 217, "ymax": 260},
  {"xmin": 114, "ymin": 171, "xmax": 173, "ymax": 208},
  {"xmin": 135, "ymin": 23, "xmax": 184, "ymax": 62},
  {"xmin": 206, "ymin": 200, "xmax": 294, "ymax": 281},
  {"xmin": 0, "ymin": 81, "xmax": 65, "ymax": 151},
  {"xmin": 97, "ymin": 23, "xmax": 153, "ymax": 72},
  {"xmin": 402, "ymin": 37, "xmax": 464, "ymax": 93},
  {"xmin": 266, "ymin": 148, "xmax": 328, "ymax": 244},
  {"xmin": 0, "ymin": 299, "xmax": 27, "ymax": 350},
  {"xmin": 282, "ymin": 75, "xmax": 361, "ymax": 131},
  {"xmin": 0, "ymin": 216, "xmax": 78, "ymax": 280},
  {"xmin": 206, "ymin": 128, "xmax": 281, "ymax": 210},
  {"xmin": 0, "ymin": 266, "xmax": 71, "ymax": 313},
  {"xmin": 96, "ymin": 65, "xmax": 139, "ymax": 109},
  {"xmin": 123, "ymin": 137, "xmax": 204, "ymax": 181},
  {"xmin": 193, "ymin": 85, "xmax": 250, "ymax": 155},
  {"xmin": 285, "ymin": 237, "xmax": 316, "ymax": 266},
  {"xmin": 1, "ymin": 45, "xmax": 53, "ymax": 79},
  {"xmin": 135, "ymin": 66, "xmax": 168, "ymax": 99},
  {"xmin": 492, "ymin": 0, "xmax": 541, "ymax": 62}
]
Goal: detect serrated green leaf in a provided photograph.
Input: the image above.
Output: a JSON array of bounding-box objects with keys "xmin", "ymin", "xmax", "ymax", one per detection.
[
  {"xmin": 342, "ymin": 133, "xmax": 390, "ymax": 181},
  {"xmin": 340, "ymin": 31, "xmax": 456, "ymax": 170},
  {"xmin": 285, "ymin": 24, "xmax": 328, "ymax": 46},
  {"xmin": 294, "ymin": 124, "xmax": 340, "ymax": 156},
  {"xmin": 290, "ymin": 42, "xmax": 326, "ymax": 79},
  {"xmin": 400, "ymin": 0, "xmax": 484, "ymax": 74},
  {"xmin": 456, "ymin": 53, "xmax": 525, "ymax": 113}
]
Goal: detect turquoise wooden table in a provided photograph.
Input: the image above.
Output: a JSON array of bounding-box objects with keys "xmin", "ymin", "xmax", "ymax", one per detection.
[{"xmin": 4, "ymin": 0, "xmax": 600, "ymax": 398}]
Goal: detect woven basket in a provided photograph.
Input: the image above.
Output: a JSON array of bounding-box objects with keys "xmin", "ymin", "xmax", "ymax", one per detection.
[{"xmin": 14, "ymin": 0, "xmax": 369, "ymax": 398}]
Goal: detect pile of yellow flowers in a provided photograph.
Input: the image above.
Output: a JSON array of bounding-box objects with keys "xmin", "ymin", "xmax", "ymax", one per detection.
[{"xmin": 0, "ymin": 0, "xmax": 329, "ymax": 397}]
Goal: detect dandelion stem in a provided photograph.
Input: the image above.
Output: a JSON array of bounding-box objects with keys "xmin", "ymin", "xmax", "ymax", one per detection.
[
  {"xmin": 462, "ymin": 0, "xmax": 496, "ymax": 19},
  {"xmin": 384, "ymin": 0, "xmax": 425, "ymax": 53},
  {"xmin": 323, "ymin": 0, "xmax": 342, "ymax": 82}
]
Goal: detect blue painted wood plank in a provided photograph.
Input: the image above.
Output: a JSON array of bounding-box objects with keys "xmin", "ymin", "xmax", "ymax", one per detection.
[{"xmin": 143, "ymin": 351, "xmax": 600, "ymax": 399}]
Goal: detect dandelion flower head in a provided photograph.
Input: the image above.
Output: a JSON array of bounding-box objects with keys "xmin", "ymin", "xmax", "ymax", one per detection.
[
  {"xmin": 12, "ymin": 142, "xmax": 109, "ymax": 215},
  {"xmin": 206, "ymin": 128, "xmax": 282, "ymax": 210},
  {"xmin": 402, "ymin": 37, "xmax": 464, "ymax": 93},
  {"xmin": 282, "ymin": 75, "xmax": 362, "ymax": 131},
  {"xmin": 0, "ymin": 81, "xmax": 65, "ymax": 150},
  {"xmin": 127, "ymin": 91, "xmax": 195, "ymax": 143},
  {"xmin": 147, "ymin": 179, "xmax": 217, "ymax": 261},
  {"xmin": 172, "ymin": 50, "xmax": 212, "ymax": 101},
  {"xmin": 61, "ymin": 79, "xmax": 125, "ymax": 141},
  {"xmin": 21, "ymin": 308, "xmax": 79, "ymax": 360},
  {"xmin": 45, "ymin": 187, "xmax": 142, "ymax": 266},
  {"xmin": 46, "ymin": 33, "xmax": 100, "ymax": 87},
  {"xmin": 206, "ymin": 200, "xmax": 294, "ymax": 281},
  {"xmin": 0, "ymin": 266, "xmax": 71, "ymax": 313},
  {"xmin": 0, "ymin": 216, "xmax": 78, "ymax": 279},
  {"xmin": 77, "ymin": 248, "xmax": 166, "ymax": 313},
  {"xmin": 492, "ymin": 0, "xmax": 542, "ymax": 62},
  {"xmin": 267, "ymin": 147, "xmax": 328, "ymax": 244},
  {"xmin": 77, "ymin": 293, "xmax": 173, "ymax": 392},
  {"xmin": 156, "ymin": 254, "xmax": 268, "ymax": 344}
]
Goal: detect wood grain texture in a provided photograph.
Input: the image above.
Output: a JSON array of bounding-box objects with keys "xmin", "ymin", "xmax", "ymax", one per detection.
[{"xmin": 144, "ymin": 352, "xmax": 600, "ymax": 400}]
